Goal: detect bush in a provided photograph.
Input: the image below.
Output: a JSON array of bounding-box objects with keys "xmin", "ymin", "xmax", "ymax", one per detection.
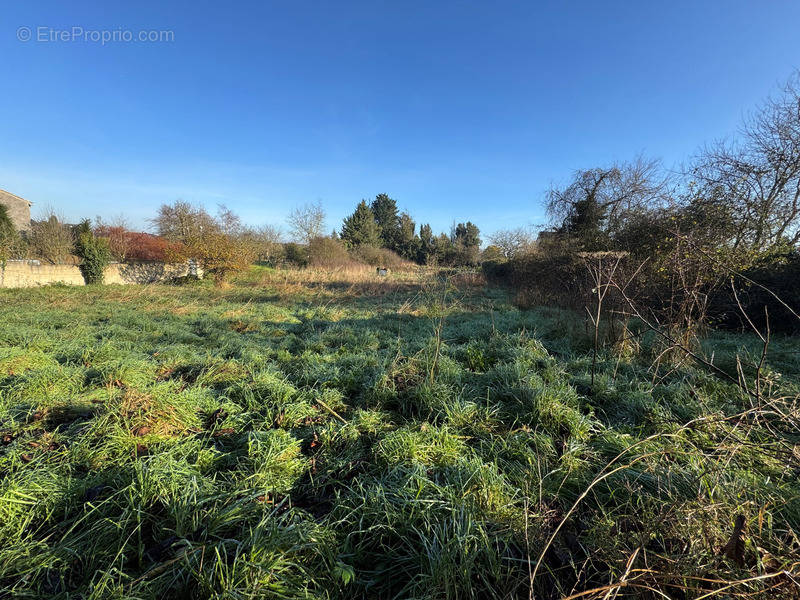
[
  {"xmin": 283, "ymin": 242, "xmax": 309, "ymax": 267},
  {"xmin": 709, "ymin": 250, "xmax": 800, "ymax": 334},
  {"xmin": 29, "ymin": 215, "xmax": 73, "ymax": 264},
  {"xmin": 124, "ymin": 232, "xmax": 184, "ymax": 262},
  {"xmin": 481, "ymin": 259, "xmax": 512, "ymax": 283},
  {"xmin": 75, "ymin": 230, "xmax": 112, "ymax": 284},
  {"xmin": 0, "ymin": 205, "xmax": 22, "ymax": 264},
  {"xmin": 307, "ymin": 236, "xmax": 353, "ymax": 268},
  {"xmin": 350, "ymin": 246, "xmax": 409, "ymax": 269},
  {"xmin": 491, "ymin": 251, "xmax": 590, "ymax": 310},
  {"xmin": 93, "ymin": 224, "xmax": 129, "ymax": 261},
  {"xmin": 182, "ymin": 232, "xmax": 257, "ymax": 285}
]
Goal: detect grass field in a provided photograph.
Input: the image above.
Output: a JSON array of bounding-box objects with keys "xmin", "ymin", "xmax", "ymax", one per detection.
[{"xmin": 1, "ymin": 266, "xmax": 798, "ymax": 599}]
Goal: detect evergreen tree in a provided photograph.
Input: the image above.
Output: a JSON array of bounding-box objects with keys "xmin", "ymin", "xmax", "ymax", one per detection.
[
  {"xmin": 561, "ymin": 197, "xmax": 609, "ymax": 251},
  {"xmin": 418, "ymin": 223, "xmax": 436, "ymax": 264},
  {"xmin": 73, "ymin": 219, "xmax": 92, "ymax": 241},
  {"xmin": 436, "ymin": 233, "xmax": 455, "ymax": 264},
  {"xmin": 395, "ymin": 211, "xmax": 419, "ymax": 260},
  {"xmin": 452, "ymin": 221, "xmax": 481, "ymax": 249},
  {"xmin": 371, "ymin": 194, "xmax": 401, "ymax": 249},
  {"xmin": 341, "ymin": 200, "xmax": 381, "ymax": 248},
  {"xmin": 451, "ymin": 222, "xmax": 482, "ymax": 266},
  {"xmin": 0, "ymin": 204, "xmax": 20, "ymax": 263},
  {"xmin": 0, "ymin": 204, "xmax": 14, "ymax": 234},
  {"xmin": 74, "ymin": 220, "xmax": 111, "ymax": 284}
]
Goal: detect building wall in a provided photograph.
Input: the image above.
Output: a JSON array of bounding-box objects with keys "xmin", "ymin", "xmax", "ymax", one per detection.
[
  {"xmin": 0, "ymin": 191, "xmax": 32, "ymax": 232},
  {"xmin": 0, "ymin": 260, "xmax": 199, "ymax": 288}
]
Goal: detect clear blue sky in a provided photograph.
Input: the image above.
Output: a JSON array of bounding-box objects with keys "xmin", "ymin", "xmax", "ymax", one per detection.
[{"xmin": 2, "ymin": 1, "xmax": 799, "ymax": 237}]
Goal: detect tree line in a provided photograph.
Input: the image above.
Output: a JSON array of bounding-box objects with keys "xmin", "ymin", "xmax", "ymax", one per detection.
[
  {"xmin": 3, "ymin": 69, "xmax": 798, "ymax": 302},
  {"xmin": 337, "ymin": 194, "xmax": 481, "ymax": 266},
  {"xmin": 540, "ymin": 72, "xmax": 800, "ymax": 258},
  {"xmin": 486, "ymin": 70, "xmax": 800, "ymax": 333},
  {"xmin": 1, "ymin": 192, "xmax": 484, "ymax": 285}
]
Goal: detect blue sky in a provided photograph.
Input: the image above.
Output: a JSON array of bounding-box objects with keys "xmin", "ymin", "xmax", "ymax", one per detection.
[{"xmin": 2, "ymin": 1, "xmax": 799, "ymax": 237}]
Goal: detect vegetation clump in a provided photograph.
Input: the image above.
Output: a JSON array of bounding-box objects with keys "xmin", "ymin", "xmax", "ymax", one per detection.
[
  {"xmin": 488, "ymin": 72, "xmax": 800, "ymax": 337},
  {"xmin": 0, "ymin": 205, "xmax": 20, "ymax": 265},
  {"xmin": 74, "ymin": 220, "xmax": 111, "ymax": 284}
]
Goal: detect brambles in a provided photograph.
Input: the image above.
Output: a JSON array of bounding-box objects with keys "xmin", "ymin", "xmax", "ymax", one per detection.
[
  {"xmin": 487, "ymin": 71, "xmax": 800, "ymax": 351},
  {"xmin": 349, "ymin": 245, "xmax": 409, "ymax": 269}
]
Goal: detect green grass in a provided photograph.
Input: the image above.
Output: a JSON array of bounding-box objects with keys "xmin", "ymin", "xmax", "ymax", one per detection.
[{"xmin": 0, "ymin": 266, "xmax": 798, "ymax": 599}]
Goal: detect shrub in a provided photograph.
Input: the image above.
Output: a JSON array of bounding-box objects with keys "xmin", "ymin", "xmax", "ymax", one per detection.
[
  {"xmin": 283, "ymin": 242, "xmax": 309, "ymax": 267},
  {"xmin": 75, "ymin": 228, "xmax": 112, "ymax": 284},
  {"xmin": 29, "ymin": 214, "xmax": 73, "ymax": 264},
  {"xmin": 182, "ymin": 232, "xmax": 257, "ymax": 285},
  {"xmin": 307, "ymin": 236, "xmax": 353, "ymax": 268},
  {"xmin": 350, "ymin": 246, "xmax": 409, "ymax": 269},
  {"xmin": 481, "ymin": 259, "xmax": 512, "ymax": 283},
  {"xmin": 481, "ymin": 245, "xmax": 506, "ymax": 263},
  {"xmin": 0, "ymin": 205, "xmax": 22, "ymax": 264},
  {"xmin": 93, "ymin": 224, "xmax": 130, "ymax": 261},
  {"xmin": 709, "ymin": 250, "xmax": 800, "ymax": 334},
  {"xmin": 125, "ymin": 232, "xmax": 184, "ymax": 262},
  {"xmin": 495, "ymin": 250, "xmax": 590, "ymax": 311}
]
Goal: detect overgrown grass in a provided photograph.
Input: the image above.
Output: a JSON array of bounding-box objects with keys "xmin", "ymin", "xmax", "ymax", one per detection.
[{"xmin": 0, "ymin": 267, "xmax": 798, "ymax": 598}]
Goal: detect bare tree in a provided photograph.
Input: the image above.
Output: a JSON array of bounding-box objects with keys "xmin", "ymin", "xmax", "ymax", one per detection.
[
  {"xmin": 158, "ymin": 203, "xmax": 257, "ymax": 284},
  {"xmin": 94, "ymin": 214, "xmax": 131, "ymax": 262},
  {"xmin": 150, "ymin": 200, "xmax": 217, "ymax": 243},
  {"xmin": 29, "ymin": 208, "xmax": 74, "ymax": 264},
  {"xmin": 241, "ymin": 223, "xmax": 284, "ymax": 262},
  {"xmin": 287, "ymin": 200, "xmax": 326, "ymax": 244},
  {"xmin": 216, "ymin": 204, "xmax": 243, "ymax": 236},
  {"xmin": 254, "ymin": 223, "xmax": 283, "ymax": 245},
  {"xmin": 547, "ymin": 157, "xmax": 670, "ymax": 249},
  {"xmin": 488, "ymin": 226, "xmax": 536, "ymax": 259},
  {"xmin": 690, "ymin": 70, "xmax": 800, "ymax": 251},
  {"xmin": 583, "ymin": 254, "xmax": 623, "ymax": 387}
]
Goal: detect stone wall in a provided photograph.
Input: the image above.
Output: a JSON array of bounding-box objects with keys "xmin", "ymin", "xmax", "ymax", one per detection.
[{"xmin": 0, "ymin": 260, "xmax": 199, "ymax": 288}]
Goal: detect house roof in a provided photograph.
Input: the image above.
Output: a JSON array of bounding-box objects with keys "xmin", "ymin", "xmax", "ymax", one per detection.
[{"xmin": 0, "ymin": 189, "xmax": 34, "ymax": 206}]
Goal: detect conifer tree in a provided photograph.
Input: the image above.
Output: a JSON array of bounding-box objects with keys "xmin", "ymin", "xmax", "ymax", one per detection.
[
  {"xmin": 395, "ymin": 211, "xmax": 419, "ymax": 259},
  {"xmin": 341, "ymin": 200, "xmax": 381, "ymax": 248},
  {"xmin": 371, "ymin": 194, "xmax": 401, "ymax": 249}
]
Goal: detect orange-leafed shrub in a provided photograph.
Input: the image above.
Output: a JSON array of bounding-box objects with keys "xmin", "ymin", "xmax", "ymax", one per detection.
[
  {"xmin": 125, "ymin": 232, "xmax": 184, "ymax": 262},
  {"xmin": 94, "ymin": 225, "xmax": 130, "ymax": 261}
]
